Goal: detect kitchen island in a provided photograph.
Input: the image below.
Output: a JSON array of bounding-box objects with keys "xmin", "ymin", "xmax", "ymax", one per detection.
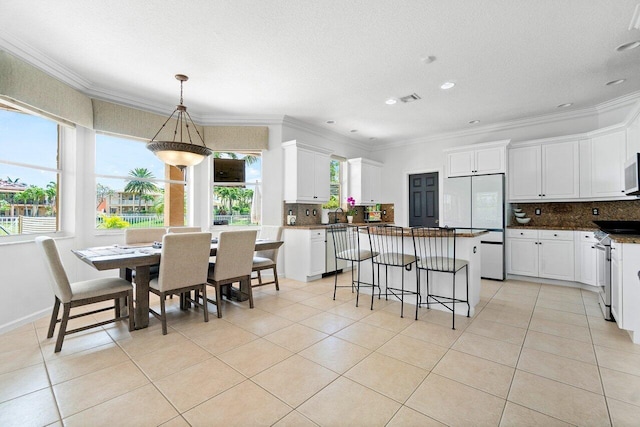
[{"xmin": 356, "ymin": 227, "xmax": 487, "ymax": 317}]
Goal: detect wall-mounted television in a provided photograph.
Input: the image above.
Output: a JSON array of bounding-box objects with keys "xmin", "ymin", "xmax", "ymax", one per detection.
[{"xmin": 214, "ymin": 158, "xmax": 245, "ymax": 183}]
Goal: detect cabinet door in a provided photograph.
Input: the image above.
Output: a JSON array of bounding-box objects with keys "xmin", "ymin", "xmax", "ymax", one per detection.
[
  {"xmin": 578, "ymin": 240, "xmax": 597, "ymax": 286},
  {"xmin": 627, "ymin": 114, "xmax": 640, "ymax": 158},
  {"xmin": 313, "ymin": 153, "xmax": 330, "ymax": 202},
  {"xmin": 362, "ymin": 162, "xmax": 381, "ymax": 204},
  {"xmin": 506, "ymin": 239, "xmax": 538, "ymax": 276},
  {"xmin": 297, "ymin": 149, "xmax": 317, "ymax": 201},
  {"xmin": 508, "ymin": 146, "xmax": 541, "ymax": 200},
  {"xmin": 611, "ymin": 243, "xmax": 622, "ymax": 327},
  {"xmin": 539, "ymin": 240, "xmax": 574, "ymax": 281},
  {"xmin": 475, "ymin": 146, "xmax": 505, "ymax": 175},
  {"xmin": 447, "ymin": 151, "xmax": 475, "ymax": 177},
  {"xmin": 590, "ymin": 131, "xmax": 626, "ymax": 197},
  {"xmin": 542, "ymin": 141, "xmax": 579, "ymax": 199},
  {"xmin": 309, "ymin": 233, "xmax": 326, "ymax": 276}
]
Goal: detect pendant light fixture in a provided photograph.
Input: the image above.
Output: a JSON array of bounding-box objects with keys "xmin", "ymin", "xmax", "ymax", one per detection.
[{"xmin": 147, "ymin": 74, "xmax": 212, "ymax": 170}]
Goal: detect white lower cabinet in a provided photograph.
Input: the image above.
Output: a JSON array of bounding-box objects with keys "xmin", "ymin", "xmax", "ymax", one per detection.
[
  {"xmin": 284, "ymin": 228, "xmax": 326, "ymax": 282},
  {"xmin": 507, "ymin": 229, "xmax": 574, "ymax": 281},
  {"xmin": 575, "ymin": 231, "xmax": 598, "ymax": 286}
]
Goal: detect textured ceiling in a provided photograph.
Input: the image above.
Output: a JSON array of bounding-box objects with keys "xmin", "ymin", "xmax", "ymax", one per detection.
[{"xmin": 1, "ymin": 0, "xmax": 639, "ymax": 144}]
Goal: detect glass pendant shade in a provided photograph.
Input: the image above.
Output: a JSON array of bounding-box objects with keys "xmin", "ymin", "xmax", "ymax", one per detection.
[{"xmin": 147, "ymin": 74, "xmax": 212, "ymax": 170}]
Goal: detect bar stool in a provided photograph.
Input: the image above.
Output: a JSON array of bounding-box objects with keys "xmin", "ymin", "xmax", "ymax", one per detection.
[
  {"xmin": 330, "ymin": 224, "xmax": 379, "ymax": 309},
  {"xmin": 412, "ymin": 226, "xmax": 469, "ymax": 328},
  {"xmin": 367, "ymin": 225, "xmax": 417, "ymax": 318}
]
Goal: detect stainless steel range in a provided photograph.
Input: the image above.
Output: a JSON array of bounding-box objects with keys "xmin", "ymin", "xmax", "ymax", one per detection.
[{"xmin": 592, "ymin": 220, "xmax": 640, "ymax": 321}]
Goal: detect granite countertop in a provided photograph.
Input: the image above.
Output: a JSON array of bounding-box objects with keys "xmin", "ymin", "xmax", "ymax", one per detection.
[
  {"xmin": 507, "ymin": 225, "xmax": 599, "ymax": 231},
  {"xmin": 284, "ymin": 222, "xmax": 394, "ymax": 230},
  {"xmin": 366, "ymin": 227, "xmax": 488, "ymax": 238},
  {"xmin": 609, "ymin": 234, "xmax": 640, "ymax": 244}
]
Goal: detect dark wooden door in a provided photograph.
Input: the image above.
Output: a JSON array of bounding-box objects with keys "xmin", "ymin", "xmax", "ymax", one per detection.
[{"xmin": 409, "ymin": 172, "xmax": 439, "ymax": 227}]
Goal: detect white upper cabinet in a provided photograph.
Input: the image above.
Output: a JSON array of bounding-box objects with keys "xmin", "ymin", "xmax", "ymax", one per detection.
[
  {"xmin": 348, "ymin": 158, "xmax": 382, "ymax": 205},
  {"xmin": 282, "ymin": 140, "xmax": 332, "ymax": 204},
  {"xmin": 445, "ymin": 140, "xmax": 508, "ymax": 177},
  {"xmin": 508, "ymin": 139, "xmax": 579, "ymax": 201},
  {"xmin": 580, "ymin": 129, "xmax": 627, "ymax": 198},
  {"xmin": 628, "ymin": 113, "xmax": 640, "ymax": 156},
  {"xmin": 508, "ymin": 145, "xmax": 541, "ymax": 200}
]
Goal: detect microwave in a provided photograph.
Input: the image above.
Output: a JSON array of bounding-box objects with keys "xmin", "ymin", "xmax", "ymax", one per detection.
[{"xmin": 625, "ymin": 153, "xmax": 640, "ymax": 196}]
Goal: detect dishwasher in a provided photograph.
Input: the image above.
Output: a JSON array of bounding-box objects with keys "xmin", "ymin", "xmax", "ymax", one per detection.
[{"xmin": 325, "ymin": 228, "xmax": 348, "ymax": 275}]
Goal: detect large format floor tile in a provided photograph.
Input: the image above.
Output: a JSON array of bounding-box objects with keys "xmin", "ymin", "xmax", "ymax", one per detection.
[{"xmin": 3, "ymin": 277, "xmax": 640, "ymax": 426}]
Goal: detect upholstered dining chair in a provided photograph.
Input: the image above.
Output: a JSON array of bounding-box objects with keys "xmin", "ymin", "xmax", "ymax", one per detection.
[
  {"xmin": 167, "ymin": 226, "xmax": 202, "ymax": 233},
  {"xmin": 251, "ymin": 225, "xmax": 283, "ymax": 291},
  {"xmin": 330, "ymin": 224, "xmax": 379, "ymax": 309},
  {"xmin": 148, "ymin": 232, "xmax": 212, "ymax": 335},
  {"xmin": 124, "ymin": 227, "xmax": 166, "ymax": 282},
  {"xmin": 412, "ymin": 226, "xmax": 469, "ymax": 329},
  {"xmin": 35, "ymin": 236, "xmax": 134, "ymax": 352},
  {"xmin": 124, "ymin": 227, "xmax": 166, "ymax": 245},
  {"xmin": 206, "ymin": 230, "xmax": 258, "ymax": 318}
]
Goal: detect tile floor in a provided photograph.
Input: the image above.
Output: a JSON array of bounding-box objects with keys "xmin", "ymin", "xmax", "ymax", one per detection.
[{"xmin": 1, "ymin": 274, "xmax": 640, "ymax": 426}]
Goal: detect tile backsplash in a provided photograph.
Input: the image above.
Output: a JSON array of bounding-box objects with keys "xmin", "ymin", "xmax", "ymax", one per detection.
[{"xmin": 510, "ymin": 200, "xmax": 640, "ymax": 228}]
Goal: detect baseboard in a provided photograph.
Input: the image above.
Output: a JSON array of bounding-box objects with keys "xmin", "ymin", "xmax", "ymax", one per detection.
[
  {"xmin": 506, "ymin": 274, "xmax": 600, "ymax": 294},
  {"xmin": 0, "ymin": 307, "xmax": 50, "ymax": 335}
]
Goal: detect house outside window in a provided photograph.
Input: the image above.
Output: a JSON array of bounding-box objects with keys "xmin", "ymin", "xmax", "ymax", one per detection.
[
  {"xmin": 212, "ymin": 152, "xmax": 261, "ymax": 226},
  {"xmin": 95, "ymin": 133, "xmax": 186, "ymax": 229},
  {"xmin": 0, "ymin": 106, "xmax": 60, "ymax": 237}
]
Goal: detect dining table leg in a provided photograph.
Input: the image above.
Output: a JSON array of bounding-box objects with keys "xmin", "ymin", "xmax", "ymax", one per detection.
[
  {"xmin": 132, "ymin": 266, "xmax": 150, "ymax": 329},
  {"xmin": 118, "ymin": 268, "xmax": 132, "ymax": 316}
]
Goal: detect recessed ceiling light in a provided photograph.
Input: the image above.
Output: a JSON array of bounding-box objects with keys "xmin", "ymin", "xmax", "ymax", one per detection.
[
  {"xmin": 468, "ymin": 120, "xmax": 480, "ymax": 124},
  {"xmin": 606, "ymin": 79, "xmax": 626, "ymax": 86},
  {"xmin": 440, "ymin": 81, "xmax": 455, "ymax": 90},
  {"xmin": 557, "ymin": 103, "xmax": 573, "ymax": 108},
  {"xmin": 385, "ymin": 98, "xmax": 397, "ymax": 105},
  {"xmin": 421, "ymin": 56, "xmax": 436, "ymax": 64},
  {"xmin": 369, "ymin": 137, "xmax": 376, "ymax": 140},
  {"xmin": 350, "ymin": 129, "xmax": 358, "ymax": 133},
  {"xmin": 326, "ymin": 120, "xmax": 335, "ymax": 124},
  {"xmin": 616, "ymin": 40, "xmax": 640, "ymax": 51}
]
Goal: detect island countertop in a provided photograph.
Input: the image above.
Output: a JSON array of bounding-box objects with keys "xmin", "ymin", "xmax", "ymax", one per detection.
[{"xmin": 366, "ymin": 226, "xmax": 488, "ymax": 238}]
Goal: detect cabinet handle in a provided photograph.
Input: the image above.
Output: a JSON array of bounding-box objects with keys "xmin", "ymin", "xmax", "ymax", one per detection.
[
  {"xmin": 520, "ymin": 232, "xmax": 524, "ymax": 235},
  {"xmin": 542, "ymin": 194, "xmax": 546, "ymax": 197},
  {"xmin": 591, "ymin": 246, "xmax": 595, "ymax": 249},
  {"xmin": 553, "ymin": 234, "xmax": 558, "ymax": 237},
  {"xmin": 538, "ymin": 194, "xmax": 542, "ymax": 197}
]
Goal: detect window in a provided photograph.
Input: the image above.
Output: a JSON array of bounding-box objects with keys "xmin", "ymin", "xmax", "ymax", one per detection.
[
  {"xmin": 323, "ymin": 157, "xmax": 343, "ymax": 209},
  {"xmin": 95, "ymin": 134, "xmax": 186, "ymax": 229},
  {"xmin": 212, "ymin": 152, "xmax": 261, "ymax": 226},
  {"xmin": 0, "ymin": 106, "xmax": 60, "ymax": 237}
]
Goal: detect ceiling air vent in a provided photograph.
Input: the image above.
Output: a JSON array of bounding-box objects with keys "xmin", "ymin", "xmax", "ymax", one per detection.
[{"xmin": 399, "ymin": 93, "xmax": 422, "ymax": 103}]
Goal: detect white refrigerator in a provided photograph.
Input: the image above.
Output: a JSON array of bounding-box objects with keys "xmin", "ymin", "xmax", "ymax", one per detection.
[{"xmin": 442, "ymin": 174, "xmax": 505, "ymax": 280}]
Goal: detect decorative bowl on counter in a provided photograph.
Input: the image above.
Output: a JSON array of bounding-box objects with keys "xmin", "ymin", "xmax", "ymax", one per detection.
[
  {"xmin": 516, "ymin": 217, "xmax": 531, "ymax": 224},
  {"xmin": 513, "ymin": 208, "xmax": 522, "ymax": 213},
  {"xmin": 514, "ymin": 212, "xmax": 526, "ymax": 218}
]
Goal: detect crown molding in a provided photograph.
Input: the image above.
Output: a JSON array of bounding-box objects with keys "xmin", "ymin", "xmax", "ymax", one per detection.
[
  {"xmin": 282, "ymin": 116, "xmax": 369, "ymax": 151},
  {"xmin": 374, "ymin": 92, "xmax": 640, "ymax": 152},
  {"xmin": 0, "ymin": 34, "xmax": 93, "ymax": 91}
]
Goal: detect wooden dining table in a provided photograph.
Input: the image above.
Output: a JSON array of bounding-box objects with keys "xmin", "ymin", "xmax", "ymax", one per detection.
[{"xmin": 73, "ymin": 239, "xmax": 283, "ymax": 329}]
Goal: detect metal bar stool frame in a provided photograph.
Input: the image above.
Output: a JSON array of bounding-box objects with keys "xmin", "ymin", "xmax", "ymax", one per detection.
[
  {"xmin": 367, "ymin": 225, "xmax": 417, "ymax": 318},
  {"xmin": 330, "ymin": 224, "xmax": 380, "ymax": 309},
  {"xmin": 412, "ymin": 226, "xmax": 470, "ymax": 328}
]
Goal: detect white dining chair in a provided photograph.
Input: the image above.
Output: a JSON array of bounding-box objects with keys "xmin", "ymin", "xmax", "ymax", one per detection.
[
  {"xmin": 35, "ymin": 236, "xmax": 134, "ymax": 352},
  {"xmin": 167, "ymin": 226, "xmax": 202, "ymax": 233},
  {"xmin": 148, "ymin": 232, "xmax": 212, "ymax": 335},
  {"xmin": 206, "ymin": 230, "xmax": 258, "ymax": 317},
  {"xmin": 251, "ymin": 225, "xmax": 283, "ymax": 291}
]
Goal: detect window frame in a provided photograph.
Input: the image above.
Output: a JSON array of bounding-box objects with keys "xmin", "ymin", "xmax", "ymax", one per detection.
[
  {"xmin": 211, "ymin": 151, "xmax": 262, "ymax": 228},
  {"xmin": 0, "ymin": 104, "xmax": 63, "ymax": 242},
  {"xmin": 94, "ymin": 132, "xmax": 187, "ymax": 233}
]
